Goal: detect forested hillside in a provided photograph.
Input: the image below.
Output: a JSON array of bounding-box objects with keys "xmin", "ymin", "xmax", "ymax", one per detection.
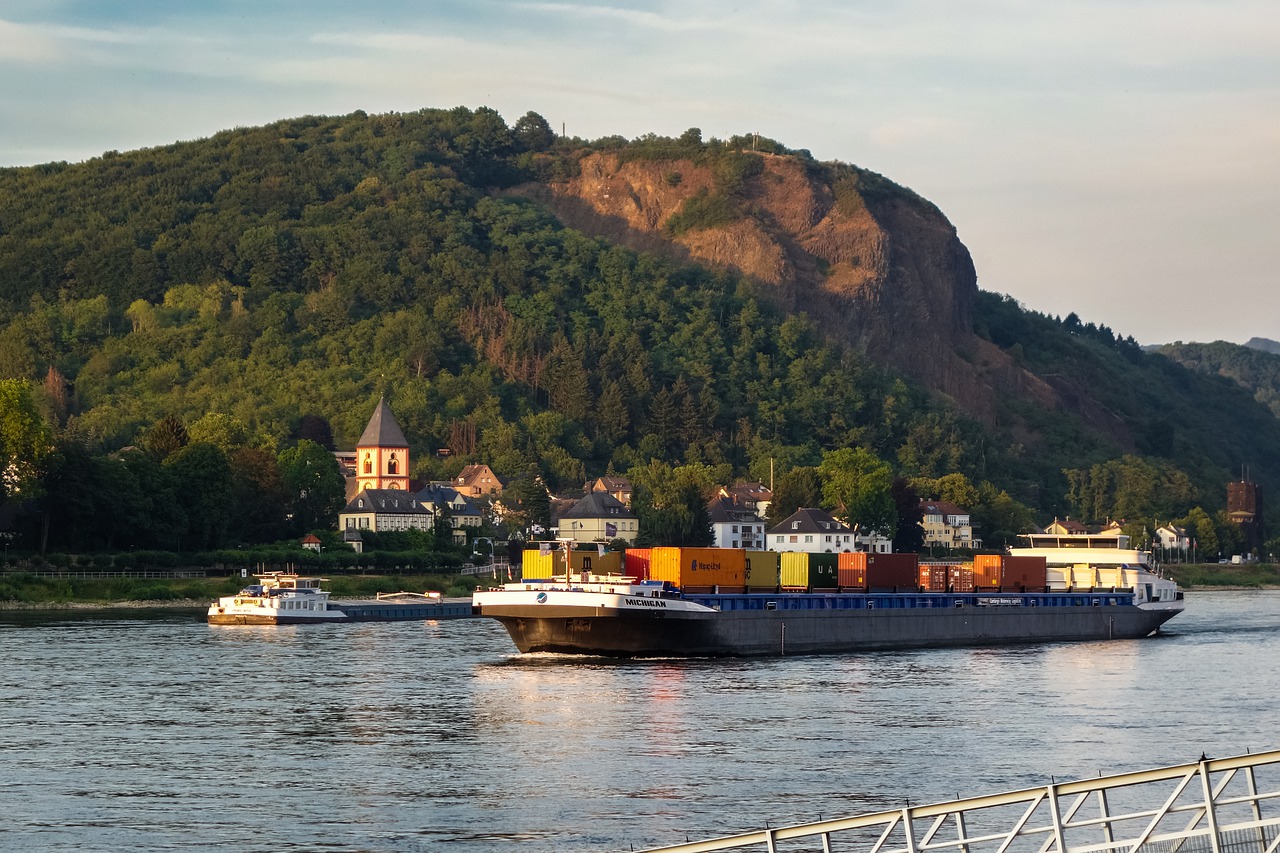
[
  {"xmin": 2, "ymin": 106, "xmax": 1278, "ymax": 555},
  {"xmin": 1160, "ymin": 341, "xmax": 1280, "ymax": 421}
]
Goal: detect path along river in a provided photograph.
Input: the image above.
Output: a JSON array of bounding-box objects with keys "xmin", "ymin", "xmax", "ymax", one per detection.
[{"xmin": 1, "ymin": 589, "xmax": 1277, "ymax": 851}]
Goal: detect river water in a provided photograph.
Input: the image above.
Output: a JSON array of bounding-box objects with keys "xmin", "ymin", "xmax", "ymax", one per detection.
[{"xmin": 1, "ymin": 590, "xmax": 1277, "ymax": 852}]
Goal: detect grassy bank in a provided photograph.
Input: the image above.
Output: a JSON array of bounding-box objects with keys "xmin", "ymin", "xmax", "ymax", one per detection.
[
  {"xmin": 0, "ymin": 572, "xmax": 482, "ymax": 608},
  {"xmin": 1163, "ymin": 562, "xmax": 1280, "ymax": 589}
]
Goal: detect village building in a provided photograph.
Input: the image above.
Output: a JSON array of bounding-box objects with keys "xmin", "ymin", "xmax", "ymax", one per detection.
[
  {"xmin": 918, "ymin": 499, "xmax": 981, "ymax": 550},
  {"xmin": 555, "ymin": 492, "xmax": 639, "ymax": 544},
  {"xmin": 338, "ymin": 488, "xmax": 435, "ymax": 536},
  {"xmin": 707, "ymin": 494, "xmax": 766, "ymax": 550},
  {"xmin": 585, "ymin": 475, "xmax": 633, "ymax": 508},
  {"xmin": 454, "ymin": 463, "xmax": 505, "ymax": 497},
  {"xmin": 354, "ymin": 397, "xmax": 410, "ymax": 495},
  {"xmin": 719, "ymin": 482, "xmax": 773, "ymax": 520},
  {"xmin": 416, "ymin": 483, "xmax": 483, "ymax": 545},
  {"xmin": 767, "ymin": 507, "xmax": 892, "ymax": 554}
]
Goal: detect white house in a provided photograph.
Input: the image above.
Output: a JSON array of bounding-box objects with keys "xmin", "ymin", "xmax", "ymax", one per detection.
[{"xmin": 707, "ymin": 494, "xmax": 766, "ymax": 550}]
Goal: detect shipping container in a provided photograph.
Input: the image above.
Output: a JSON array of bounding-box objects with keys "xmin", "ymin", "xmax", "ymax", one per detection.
[
  {"xmin": 779, "ymin": 552, "xmax": 809, "ymax": 589},
  {"xmin": 948, "ymin": 564, "xmax": 974, "ymax": 592},
  {"xmin": 624, "ymin": 548, "xmax": 653, "ymax": 580},
  {"xmin": 999, "ymin": 555, "xmax": 1047, "ymax": 591},
  {"xmin": 809, "ymin": 552, "xmax": 839, "ymax": 589},
  {"xmin": 520, "ymin": 548, "xmax": 621, "ymax": 579},
  {"xmin": 745, "ymin": 551, "xmax": 780, "ymax": 589},
  {"xmin": 919, "ymin": 564, "xmax": 949, "ymax": 592},
  {"xmin": 837, "ymin": 552, "xmax": 868, "ymax": 589},
  {"xmin": 974, "ymin": 554, "xmax": 1048, "ymax": 591},
  {"xmin": 649, "ymin": 547, "xmax": 746, "ymax": 589},
  {"xmin": 866, "ymin": 552, "xmax": 919, "ymax": 591}
]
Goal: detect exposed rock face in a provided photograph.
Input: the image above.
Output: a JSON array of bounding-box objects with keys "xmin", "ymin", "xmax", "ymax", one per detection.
[{"xmin": 518, "ymin": 150, "xmax": 1126, "ymax": 444}]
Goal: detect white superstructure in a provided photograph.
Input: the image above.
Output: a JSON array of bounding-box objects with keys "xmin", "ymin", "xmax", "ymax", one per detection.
[{"xmin": 1011, "ymin": 531, "xmax": 1183, "ymax": 610}]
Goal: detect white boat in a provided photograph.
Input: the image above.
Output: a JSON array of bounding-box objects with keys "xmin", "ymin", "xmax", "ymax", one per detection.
[{"xmin": 207, "ymin": 572, "xmax": 348, "ymax": 625}]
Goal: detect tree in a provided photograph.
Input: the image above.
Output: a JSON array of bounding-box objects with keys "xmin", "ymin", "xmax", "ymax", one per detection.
[
  {"xmin": 629, "ymin": 460, "xmax": 718, "ymax": 547},
  {"xmin": 278, "ymin": 439, "xmax": 346, "ymax": 536},
  {"xmin": 819, "ymin": 447, "xmax": 895, "ymax": 535},
  {"xmin": 513, "ymin": 111, "xmax": 555, "ymax": 152},
  {"xmin": 767, "ymin": 466, "xmax": 823, "ymax": 527},
  {"xmin": 144, "ymin": 416, "xmax": 189, "ymax": 461},
  {"xmin": 0, "ymin": 379, "xmax": 53, "ymax": 503},
  {"xmin": 891, "ymin": 478, "xmax": 924, "ymax": 553},
  {"xmin": 165, "ymin": 442, "xmax": 233, "ymax": 550}
]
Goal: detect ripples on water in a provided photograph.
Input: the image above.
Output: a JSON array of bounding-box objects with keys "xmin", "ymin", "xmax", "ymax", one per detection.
[{"xmin": 1, "ymin": 590, "xmax": 1277, "ymax": 851}]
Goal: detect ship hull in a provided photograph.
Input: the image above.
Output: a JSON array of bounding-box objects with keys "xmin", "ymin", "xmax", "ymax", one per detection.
[
  {"xmin": 481, "ymin": 594, "xmax": 1182, "ymax": 657},
  {"xmin": 207, "ymin": 610, "xmax": 348, "ymax": 625}
]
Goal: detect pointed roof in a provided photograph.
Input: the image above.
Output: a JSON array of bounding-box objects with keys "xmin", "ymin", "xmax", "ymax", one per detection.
[
  {"xmin": 558, "ymin": 491, "xmax": 637, "ymax": 520},
  {"xmin": 357, "ymin": 397, "xmax": 409, "ymax": 449}
]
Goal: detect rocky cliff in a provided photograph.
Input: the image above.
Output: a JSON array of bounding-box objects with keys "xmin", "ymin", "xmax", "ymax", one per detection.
[{"xmin": 518, "ymin": 151, "xmax": 1069, "ymax": 430}]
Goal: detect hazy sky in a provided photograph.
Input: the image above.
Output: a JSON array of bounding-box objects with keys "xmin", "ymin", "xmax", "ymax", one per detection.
[{"xmin": 2, "ymin": 1, "xmax": 1277, "ymax": 345}]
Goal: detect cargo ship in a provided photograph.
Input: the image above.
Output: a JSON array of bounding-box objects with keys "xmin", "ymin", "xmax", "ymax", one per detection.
[
  {"xmin": 208, "ymin": 572, "xmax": 475, "ymax": 624},
  {"xmin": 471, "ymin": 539, "xmax": 1184, "ymax": 657}
]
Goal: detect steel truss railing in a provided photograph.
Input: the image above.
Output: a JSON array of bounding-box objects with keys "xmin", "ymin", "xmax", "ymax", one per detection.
[{"xmin": 636, "ymin": 749, "xmax": 1280, "ymax": 853}]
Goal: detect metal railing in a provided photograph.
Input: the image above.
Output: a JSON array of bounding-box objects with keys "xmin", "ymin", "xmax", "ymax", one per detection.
[{"xmin": 636, "ymin": 750, "xmax": 1280, "ymax": 853}]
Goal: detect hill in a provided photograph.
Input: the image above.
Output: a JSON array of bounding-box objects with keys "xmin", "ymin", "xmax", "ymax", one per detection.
[{"xmin": 2, "ymin": 106, "xmax": 1279, "ymax": 549}]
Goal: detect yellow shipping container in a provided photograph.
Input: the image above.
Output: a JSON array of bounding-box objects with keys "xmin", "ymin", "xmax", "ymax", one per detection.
[
  {"xmin": 521, "ymin": 549, "xmax": 560, "ymax": 579},
  {"xmin": 648, "ymin": 547, "xmax": 746, "ymax": 589},
  {"xmin": 780, "ymin": 552, "xmax": 810, "ymax": 588},
  {"xmin": 745, "ymin": 551, "xmax": 779, "ymax": 589},
  {"xmin": 520, "ymin": 548, "xmax": 622, "ymax": 579}
]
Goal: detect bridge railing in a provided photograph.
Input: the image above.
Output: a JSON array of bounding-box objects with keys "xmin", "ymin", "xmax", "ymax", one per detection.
[{"xmin": 635, "ymin": 749, "xmax": 1280, "ymax": 853}]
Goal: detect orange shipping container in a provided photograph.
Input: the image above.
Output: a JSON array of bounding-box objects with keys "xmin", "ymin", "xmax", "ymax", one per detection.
[
  {"xmin": 648, "ymin": 547, "xmax": 746, "ymax": 589},
  {"xmin": 973, "ymin": 554, "xmax": 1002, "ymax": 589},
  {"xmin": 837, "ymin": 552, "xmax": 868, "ymax": 589}
]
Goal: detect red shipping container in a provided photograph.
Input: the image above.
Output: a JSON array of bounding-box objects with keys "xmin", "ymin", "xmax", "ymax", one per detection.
[
  {"xmin": 624, "ymin": 548, "xmax": 653, "ymax": 580},
  {"xmin": 919, "ymin": 565, "xmax": 948, "ymax": 592},
  {"xmin": 948, "ymin": 565, "xmax": 974, "ymax": 592},
  {"xmin": 1000, "ymin": 555, "xmax": 1047, "ymax": 591},
  {"xmin": 837, "ymin": 552, "xmax": 868, "ymax": 589},
  {"xmin": 866, "ymin": 553, "xmax": 918, "ymax": 590}
]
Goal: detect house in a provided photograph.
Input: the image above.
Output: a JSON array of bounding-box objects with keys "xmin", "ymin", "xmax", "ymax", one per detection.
[
  {"xmin": 767, "ymin": 507, "xmax": 892, "ymax": 554},
  {"xmin": 707, "ymin": 494, "xmax": 766, "ymax": 550},
  {"xmin": 719, "ymin": 482, "xmax": 772, "ymax": 519},
  {"xmin": 338, "ymin": 488, "xmax": 435, "ymax": 537},
  {"xmin": 555, "ymin": 492, "xmax": 639, "ymax": 544},
  {"xmin": 585, "ymin": 475, "xmax": 633, "ymax": 508},
  {"xmin": 455, "ymin": 463, "xmax": 504, "ymax": 497},
  {"xmin": 416, "ymin": 483, "xmax": 482, "ymax": 545},
  {"xmin": 1155, "ymin": 523, "xmax": 1189, "ymax": 552},
  {"xmin": 918, "ymin": 499, "xmax": 981, "ymax": 550},
  {"xmin": 353, "ymin": 397, "xmax": 411, "ymax": 496},
  {"xmin": 767, "ymin": 507, "xmax": 856, "ymax": 553},
  {"xmin": 1044, "ymin": 517, "xmax": 1089, "ymax": 535},
  {"xmin": 301, "ymin": 534, "xmax": 322, "ymax": 553}
]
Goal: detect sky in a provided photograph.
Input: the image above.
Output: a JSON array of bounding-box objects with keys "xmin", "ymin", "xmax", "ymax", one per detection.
[{"xmin": 2, "ymin": 1, "xmax": 1278, "ymax": 346}]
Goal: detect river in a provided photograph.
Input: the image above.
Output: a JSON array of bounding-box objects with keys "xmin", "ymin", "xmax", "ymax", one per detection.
[{"xmin": 1, "ymin": 589, "xmax": 1277, "ymax": 852}]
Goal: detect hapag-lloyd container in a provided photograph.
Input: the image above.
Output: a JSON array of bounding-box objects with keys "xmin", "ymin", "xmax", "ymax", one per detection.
[{"xmin": 649, "ymin": 547, "xmax": 746, "ymax": 591}]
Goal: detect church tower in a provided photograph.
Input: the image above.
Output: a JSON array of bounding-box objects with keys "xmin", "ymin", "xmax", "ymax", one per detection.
[{"xmin": 355, "ymin": 397, "xmax": 410, "ymax": 492}]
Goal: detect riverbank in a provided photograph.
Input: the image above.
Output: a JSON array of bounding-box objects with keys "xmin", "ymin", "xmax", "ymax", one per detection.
[{"xmin": 0, "ymin": 571, "xmax": 481, "ymax": 609}]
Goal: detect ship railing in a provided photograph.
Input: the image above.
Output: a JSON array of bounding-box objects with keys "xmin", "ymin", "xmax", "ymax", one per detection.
[
  {"xmin": 632, "ymin": 749, "xmax": 1280, "ymax": 853},
  {"xmin": 375, "ymin": 591, "xmax": 443, "ymax": 602}
]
